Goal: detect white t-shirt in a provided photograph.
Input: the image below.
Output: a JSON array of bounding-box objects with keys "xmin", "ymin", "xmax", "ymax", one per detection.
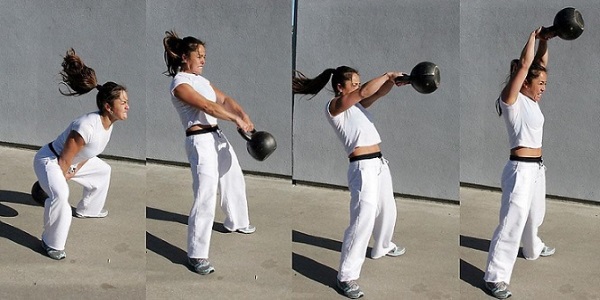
[
  {"xmin": 499, "ymin": 92, "xmax": 544, "ymax": 149},
  {"xmin": 326, "ymin": 100, "xmax": 382, "ymax": 156},
  {"xmin": 170, "ymin": 72, "xmax": 218, "ymax": 130},
  {"xmin": 51, "ymin": 111, "xmax": 113, "ymax": 165}
]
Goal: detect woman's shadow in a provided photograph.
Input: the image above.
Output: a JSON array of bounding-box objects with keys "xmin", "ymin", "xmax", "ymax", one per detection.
[
  {"xmin": 145, "ymin": 206, "xmax": 231, "ymax": 271},
  {"xmin": 0, "ymin": 190, "xmax": 47, "ymax": 256}
]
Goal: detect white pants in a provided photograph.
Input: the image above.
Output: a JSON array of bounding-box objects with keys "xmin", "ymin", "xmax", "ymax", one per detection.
[
  {"xmin": 337, "ymin": 157, "xmax": 398, "ymax": 282},
  {"xmin": 484, "ymin": 160, "xmax": 547, "ymax": 284},
  {"xmin": 185, "ymin": 130, "xmax": 250, "ymax": 259},
  {"xmin": 33, "ymin": 144, "xmax": 111, "ymax": 250}
]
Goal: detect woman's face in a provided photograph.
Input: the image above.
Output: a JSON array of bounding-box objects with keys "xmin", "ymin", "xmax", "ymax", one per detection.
[
  {"xmin": 522, "ymin": 71, "xmax": 547, "ymax": 102},
  {"xmin": 337, "ymin": 73, "xmax": 361, "ymax": 95},
  {"xmin": 108, "ymin": 91, "xmax": 129, "ymax": 121},
  {"xmin": 182, "ymin": 45, "xmax": 206, "ymax": 75}
]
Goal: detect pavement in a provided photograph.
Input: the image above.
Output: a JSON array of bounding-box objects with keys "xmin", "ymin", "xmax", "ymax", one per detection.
[
  {"xmin": 1, "ymin": 144, "xmax": 598, "ymax": 299},
  {"xmin": 461, "ymin": 187, "xmax": 600, "ymax": 300}
]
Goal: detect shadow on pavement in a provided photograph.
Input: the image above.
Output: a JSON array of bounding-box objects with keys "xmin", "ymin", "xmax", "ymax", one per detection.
[{"xmin": 0, "ymin": 221, "xmax": 45, "ymax": 256}]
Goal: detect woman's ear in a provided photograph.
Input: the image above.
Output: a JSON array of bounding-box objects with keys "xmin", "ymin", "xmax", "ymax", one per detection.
[{"xmin": 104, "ymin": 103, "xmax": 113, "ymax": 114}]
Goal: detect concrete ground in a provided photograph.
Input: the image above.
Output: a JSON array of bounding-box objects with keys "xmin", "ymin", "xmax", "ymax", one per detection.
[
  {"xmin": 0, "ymin": 145, "xmax": 146, "ymax": 300},
  {"xmin": 460, "ymin": 187, "xmax": 600, "ymax": 300},
  {"xmin": 4, "ymin": 145, "xmax": 599, "ymax": 299}
]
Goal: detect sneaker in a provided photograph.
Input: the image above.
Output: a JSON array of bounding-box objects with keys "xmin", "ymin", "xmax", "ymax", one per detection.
[
  {"xmin": 386, "ymin": 246, "xmax": 406, "ymax": 257},
  {"xmin": 336, "ymin": 279, "xmax": 364, "ymax": 299},
  {"xmin": 226, "ymin": 225, "xmax": 256, "ymax": 234},
  {"xmin": 485, "ymin": 281, "xmax": 512, "ymax": 299},
  {"xmin": 74, "ymin": 209, "xmax": 109, "ymax": 219},
  {"xmin": 540, "ymin": 246, "xmax": 555, "ymax": 257},
  {"xmin": 188, "ymin": 258, "xmax": 215, "ymax": 275},
  {"xmin": 41, "ymin": 240, "xmax": 66, "ymax": 260}
]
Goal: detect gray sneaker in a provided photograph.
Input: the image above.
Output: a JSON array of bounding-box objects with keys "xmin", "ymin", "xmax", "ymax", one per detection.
[
  {"xmin": 485, "ymin": 281, "xmax": 512, "ymax": 299},
  {"xmin": 336, "ymin": 279, "xmax": 364, "ymax": 299},
  {"xmin": 74, "ymin": 209, "xmax": 109, "ymax": 219},
  {"xmin": 386, "ymin": 246, "xmax": 406, "ymax": 257},
  {"xmin": 188, "ymin": 258, "xmax": 215, "ymax": 275},
  {"xmin": 41, "ymin": 240, "xmax": 66, "ymax": 260},
  {"xmin": 540, "ymin": 246, "xmax": 555, "ymax": 257},
  {"xmin": 226, "ymin": 225, "xmax": 256, "ymax": 234}
]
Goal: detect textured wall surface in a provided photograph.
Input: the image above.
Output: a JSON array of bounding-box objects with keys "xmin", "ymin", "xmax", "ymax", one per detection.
[
  {"xmin": 460, "ymin": 1, "xmax": 600, "ymax": 201},
  {"xmin": 2, "ymin": 1, "xmax": 597, "ymax": 202}
]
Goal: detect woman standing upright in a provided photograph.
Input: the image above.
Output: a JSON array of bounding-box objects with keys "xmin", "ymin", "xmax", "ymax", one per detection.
[
  {"xmin": 34, "ymin": 49, "xmax": 129, "ymax": 260},
  {"xmin": 484, "ymin": 27, "xmax": 556, "ymax": 299},
  {"xmin": 293, "ymin": 67, "xmax": 408, "ymax": 299},
  {"xmin": 163, "ymin": 30, "xmax": 256, "ymax": 275}
]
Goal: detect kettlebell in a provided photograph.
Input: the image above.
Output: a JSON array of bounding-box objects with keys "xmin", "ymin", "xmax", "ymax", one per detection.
[
  {"xmin": 539, "ymin": 7, "xmax": 584, "ymax": 40},
  {"xmin": 31, "ymin": 181, "xmax": 48, "ymax": 206},
  {"xmin": 237, "ymin": 128, "xmax": 277, "ymax": 161},
  {"xmin": 394, "ymin": 61, "xmax": 440, "ymax": 94}
]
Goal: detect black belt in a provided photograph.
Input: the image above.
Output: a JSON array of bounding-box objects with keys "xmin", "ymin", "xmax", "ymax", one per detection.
[
  {"xmin": 349, "ymin": 151, "xmax": 382, "ymax": 162},
  {"xmin": 186, "ymin": 126, "xmax": 219, "ymax": 136},
  {"xmin": 510, "ymin": 155, "xmax": 542, "ymax": 163},
  {"xmin": 48, "ymin": 142, "xmax": 60, "ymax": 159}
]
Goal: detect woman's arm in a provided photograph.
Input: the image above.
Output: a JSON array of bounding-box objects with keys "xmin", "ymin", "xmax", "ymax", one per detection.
[
  {"xmin": 59, "ymin": 131, "xmax": 85, "ymax": 178},
  {"xmin": 500, "ymin": 28, "xmax": 541, "ymax": 106},
  {"xmin": 173, "ymin": 83, "xmax": 251, "ymax": 131},
  {"xmin": 534, "ymin": 38, "xmax": 549, "ymax": 67},
  {"xmin": 213, "ymin": 86, "xmax": 254, "ymax": 131},
  {"xmin": 329, "ymin": 72, "xmax": 402, "ymax": 116}
]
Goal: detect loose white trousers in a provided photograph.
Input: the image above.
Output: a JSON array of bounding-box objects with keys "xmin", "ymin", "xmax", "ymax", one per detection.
[
  {"xmin": 185, "ymin": 130, "xmax": 250, "ymax": 259},
  {"xmin": 33, "ymin": 145, "xmax": 111, "ymax": 250},
  {"xmin": 338, "ymin": 157, "xmax": 397, "ymax": 282},
  {"xmin": 484, "ymin": 160, "xmax": 547, "ymax": 284}
]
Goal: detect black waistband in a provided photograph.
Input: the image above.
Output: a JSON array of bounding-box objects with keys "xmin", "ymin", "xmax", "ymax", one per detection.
[
  {"xmin": 510, "ymin": 155, "xmax": 542, "ymax": 163},
  {"xmin": 349, "ymin": 152, "xmax": 382, "ymax": 162},
  {"xmin": 186, "ymin": 126, "xmax": 219, "ymax": 137},
  {"xmin": 48, "ymin": 142, "xmax": 60, "ymax": 159}
]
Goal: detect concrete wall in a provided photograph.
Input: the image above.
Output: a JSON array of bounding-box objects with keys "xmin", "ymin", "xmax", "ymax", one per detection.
[
  {"xmin": 294, "ymin": 0, "xmax": 460, "ymax": 201},
  {"xmin": 460, "ymin": 0, "xmax": 600, "ymax": 202},
  {"xmin": 0, "ymin": 0, "xmax": 147, "ymax": 160},
  {"xmin": 2, "ymin": 1, "xmax": 598, "ymax": 202}
]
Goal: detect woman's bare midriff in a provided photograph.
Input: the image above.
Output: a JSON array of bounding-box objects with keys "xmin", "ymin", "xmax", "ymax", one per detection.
[
  {"xmin": 349, "ymin": 144, "xmax": 381, "ymax": 158},
  {"xmin": 511, "ymin": 147, "xmax": 542, "ymax": 157}
]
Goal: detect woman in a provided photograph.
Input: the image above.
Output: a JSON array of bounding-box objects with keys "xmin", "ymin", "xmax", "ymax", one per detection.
[
  {"xmin": 34, "ymin": 49, "xmax": 129, "ymax": 260},
  {"xmin": 484, "ymin": 27, "xmax": 556, "ymax": 299},
  {"xmin": 293, "ymin": 66, "xmax": 407, "ymax": 299},
  {"xmin": 162, "ymin": 30, "xmax": 255, "ymax": 275}
]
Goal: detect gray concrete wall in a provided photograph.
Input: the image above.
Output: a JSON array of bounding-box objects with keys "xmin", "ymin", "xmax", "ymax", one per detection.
[
  {"xmin": 0, "ymin": 0, "xmax": 147, "ymax": 160},
  {"xmin": 3, "ymin": 1, "xmax": 598, "ymax": 202},
  {"xmin": 145, "ymin": 0, "xmax": 293, "ymax": 176},
  {"xmin": 294, "ymin": 0, "xmax": 460, "ymax": 201},
  {"xmin": 460, "ymin": 1, "xmax": 600, "ymax": 202}
]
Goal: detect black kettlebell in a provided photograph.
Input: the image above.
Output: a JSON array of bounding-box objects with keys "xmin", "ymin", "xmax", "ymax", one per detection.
[
  {"xmin": 394, "ymin": 61, "xmax": 440, "ymax": 94},
  {"xmin": 31, "ymin": 181, "xmax": 48, "ymax": 206},
  {"xmin": 237, "ymin": 129, "xmax": 277, "ymax": 161},
  {"xmin": 540, "ymin": 7, "xmax": 584, "ymax": 40}
]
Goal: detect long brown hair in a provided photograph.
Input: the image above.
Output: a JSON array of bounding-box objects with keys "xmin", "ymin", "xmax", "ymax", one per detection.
[
  {"xmin": 162, "ymin": 30, "xmax": 205, "ymax": 77},
  {"xmin": 60, "ymin": 48, "xmax": 126, "ymax": 113},
  {"xmin": 293, "ymin": 66, "xmax": 358, "ymax": 97}
]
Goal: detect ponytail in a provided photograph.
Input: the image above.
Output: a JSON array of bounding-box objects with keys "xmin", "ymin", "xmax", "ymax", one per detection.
[
  {"xmin": 59, "ymin": 48, "xmax": 98, "ymax": 96},
  {"xmin": 59, "ymin": 48, "xmax": 126, "ymax": 113},
  {"xmin": 292, "ymin": 66, "xmax": 358, "ymax": 97},
  {"xmin": 163, "ymin": 30, "xmax": 205, "ymax": 77}
]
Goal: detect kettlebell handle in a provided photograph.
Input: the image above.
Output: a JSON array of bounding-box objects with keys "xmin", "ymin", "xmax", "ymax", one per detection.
[
  {"xmin": 394, "ymin": 75, "xmax": 411, "ymax": 84},
  {"xmin": 237, "ymin": 128, "xmax": 256, "ymax": 141}
]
